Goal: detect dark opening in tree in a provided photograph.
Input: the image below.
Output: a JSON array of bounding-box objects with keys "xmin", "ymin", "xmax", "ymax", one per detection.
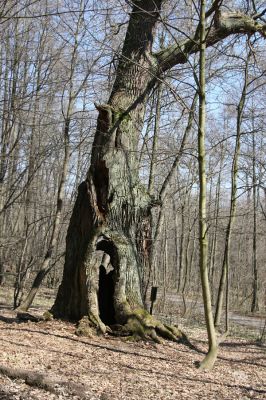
[
  {"xmin": 97, "ymin": 238, "xmax": 117, "ymax": 326},
  {"xmin": 98, "ymin": 265, "xmax": 115, "ymax": 326}
]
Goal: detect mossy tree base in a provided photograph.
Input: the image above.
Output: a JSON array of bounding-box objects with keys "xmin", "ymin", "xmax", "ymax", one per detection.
[
  {"xmin": 75, "ymin": 303, "xmax": 189, "ymax": 346},
  {"xmin": 123, "ymin": 308, "xmax": 186, "ymax": 343}
]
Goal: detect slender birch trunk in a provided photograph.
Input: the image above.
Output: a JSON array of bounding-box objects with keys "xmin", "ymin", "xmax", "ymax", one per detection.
[{"xmin": 198, "ymin": 0, "xmax": 218, "ymax": 370}]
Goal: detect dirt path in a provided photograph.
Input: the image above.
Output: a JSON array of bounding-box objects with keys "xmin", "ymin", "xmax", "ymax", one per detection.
[
  {"xmin": 0, "ymin": 308, "xmax": 265, "ymax": 400},
  {"xmin": 166, "ymin": 293, "xmax": 265, "ymax": 331}
]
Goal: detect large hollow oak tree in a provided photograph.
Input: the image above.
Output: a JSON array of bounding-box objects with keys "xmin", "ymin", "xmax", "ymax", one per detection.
[{"xmin": 51, "ymin": 0, "xmax": 265, "ymax": 341}]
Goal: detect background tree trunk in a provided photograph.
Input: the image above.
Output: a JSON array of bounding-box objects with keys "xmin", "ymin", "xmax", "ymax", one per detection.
[{"xmin": 214, "ymin": 54, "xmax": 249, "ymax": 328}]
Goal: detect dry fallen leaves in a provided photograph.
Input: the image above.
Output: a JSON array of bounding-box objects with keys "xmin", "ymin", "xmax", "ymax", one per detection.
[{"xmin": 0, "ymin": 308, "xmax": 265, "ymax": 400}]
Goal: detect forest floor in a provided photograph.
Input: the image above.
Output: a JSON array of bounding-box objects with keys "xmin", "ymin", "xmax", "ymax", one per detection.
[{"xmin": 0, "ymin": 289, "xmax": 265, "ymax": 399}]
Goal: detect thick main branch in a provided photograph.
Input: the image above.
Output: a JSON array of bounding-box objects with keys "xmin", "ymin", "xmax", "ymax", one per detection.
[{"xmin": 156, "ymin": 12, "xmax": 266, "ymax": 72}]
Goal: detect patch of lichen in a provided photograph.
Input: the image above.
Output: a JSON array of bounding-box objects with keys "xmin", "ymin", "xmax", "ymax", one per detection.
[
  {"xmin": 124, "ymin": 315, "xmax": 159, "ymax": 343},
  {"xmin": 125, "ymin": 316, "xmax": 146, "ymax": 336},
  {"xmin": 164, "ymin": 324, "xmax": 184, "ymax": 338},
  {"xmin": 123, "ymin": 308, "xmax": 161, "ymax": 342},
  {"xmin": 75, "ymin": 316, "xmax": 95, "ymax": 338},
  {"xmin": 131, "ymin": 307, "xmax": 154, "ymax": 325},
  {"xmin": 114, "ymin": 108, "xmax": 131, "ymax": 124},
  {"xmin": 43, "ymin": 310, "xmax": 53, "ymax": 321}
]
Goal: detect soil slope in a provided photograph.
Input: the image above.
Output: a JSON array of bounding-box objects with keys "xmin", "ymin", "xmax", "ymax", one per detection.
[{"xmin": 0, "ymin": 309, "xmax": 265, "ymax": 399}]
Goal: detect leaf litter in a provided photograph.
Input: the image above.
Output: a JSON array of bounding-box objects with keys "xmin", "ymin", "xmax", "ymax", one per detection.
[{"xmin": 0, "ymin": 308, "xmax": 265, "ymax": 400}]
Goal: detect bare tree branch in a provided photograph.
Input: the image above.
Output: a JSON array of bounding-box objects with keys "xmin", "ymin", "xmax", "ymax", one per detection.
[{"xmin": 155, "ymin": 12, "xmax": 266, "ymax": 72}]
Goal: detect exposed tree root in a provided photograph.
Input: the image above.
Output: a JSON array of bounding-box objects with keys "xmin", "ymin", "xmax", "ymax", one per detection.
[
  {"xmin": 75, "ymin": 316, "xmax": 95, "ymax": 337},
  {"xmin": 75, "ymin": 306, "xmax": 194, "ymax": 349},
  {"xmin": 0, "ymin": 364, "xmax": 89, "ymax": 398},
  {"xmin": 75, "ymin": 314, "xmax": 112, "ymax": 337},
  {"xmin": 123, "ymin": 308, "xmax": 192, "ymax": 345}
]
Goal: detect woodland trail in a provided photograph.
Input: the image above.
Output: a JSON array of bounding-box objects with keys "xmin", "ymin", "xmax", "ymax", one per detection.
[{"xmin": 160, "ymin": 292, "xmax": 265, "ymax": 332}]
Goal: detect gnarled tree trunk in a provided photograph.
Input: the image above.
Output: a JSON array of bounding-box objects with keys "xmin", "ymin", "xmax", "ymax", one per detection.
[
  {"xmin": 51, "ymin": 0, "xmax": 266, "ymax": 341},
  {"xmin": 51, "ymin": 1, "xmax": 182, "ymax": 342}
]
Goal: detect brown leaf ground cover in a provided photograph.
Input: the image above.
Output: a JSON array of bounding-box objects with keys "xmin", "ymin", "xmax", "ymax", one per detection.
[{"xmin": 0, "ymin": 308, "xmax": 265, "ymax": 400}]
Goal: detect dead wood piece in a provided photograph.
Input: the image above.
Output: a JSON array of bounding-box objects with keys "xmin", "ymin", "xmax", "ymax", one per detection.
[
  {"xmin": 0, "ymin": 364, "xmax": 89, "ymax": 398},
  {"xmin": 16, "ymin": 312, "xmax": 43, "ymax": 322}
]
